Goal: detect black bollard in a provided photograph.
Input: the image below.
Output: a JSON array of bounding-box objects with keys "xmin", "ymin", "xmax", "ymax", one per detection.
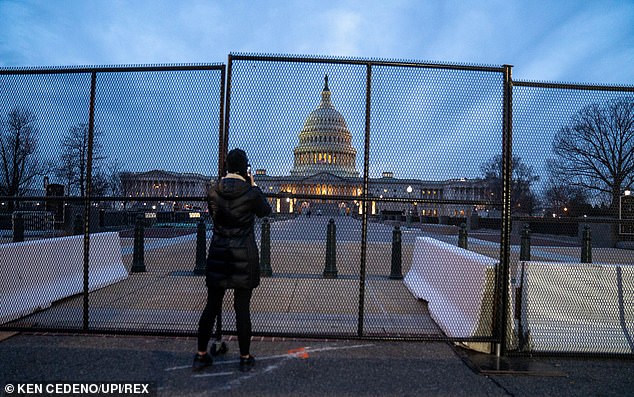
[
  {"xmin": 323, "ymin": 218, "xmax": 338, "ymax": 278},
  {"xmin": 131, "ymin": 215, "xmax": 146, "ymax": 273},
  {"xmin": 194, "ymin": 218, "xmax": 207, "ymax": 275},
  {"xmin": 458, "ymin": 223, "xmax": 468, "ymax": 249},
  {"xmin": 389, "ymin": 225, "xmax": 403, "ymax": 279},
  {"xmin": 13, "ymin": 213, "xmax": 24, "ymax": 243},
  {"xmin": 581, "ymin": 225, "xmax": 592, "ymax": 263},
  {"xmin": 260, "ymin": 218, "xmax": 272, "ymax": 276},
  {"xmin": 73, "ymin": 213, "xmax": 83, "ymax": 235},
  {"xmin": 520, "ymin": 224, "xmax": 531, "ymax": 261}
]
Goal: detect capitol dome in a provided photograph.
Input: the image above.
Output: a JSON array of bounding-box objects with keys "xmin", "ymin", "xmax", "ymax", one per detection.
[{"xmin": 290, "ymin": 75, "xmax": 359, "ymax": 178}]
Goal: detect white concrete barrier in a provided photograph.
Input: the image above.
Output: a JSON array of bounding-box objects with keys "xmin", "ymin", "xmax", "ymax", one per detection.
[
  {"xmin": 517, "ymin": 261, "xmax": 634, "ymax": 353},
  {"xmin": 404, "ymin": 237, "xmax": 501, "ymax": 351},
  {"xmin": 0, "ymin": 232, "xmax": 128, "ymax": 324}
]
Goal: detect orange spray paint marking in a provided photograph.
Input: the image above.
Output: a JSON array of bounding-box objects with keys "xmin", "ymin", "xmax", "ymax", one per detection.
[{"xmin": 287, "ymin": 347, "xmax": 309, "ymax": 359}]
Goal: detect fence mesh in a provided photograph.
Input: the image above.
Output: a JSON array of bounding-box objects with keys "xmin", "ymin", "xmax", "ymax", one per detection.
[
  {"xmin": 1, "ymin": 65, "xmax": 223, "ymax": 332},
  {"xmin": 226, "ymin": 59, "xmax": 368, "ymax": 337},
  {"xmin": 224, "ymin": 55, "xmax": 506, "ymax": 341},
  {"xmin": 1, "ymin": 58, "xmax": 633, "ymax": 356},
  {"xmin": 0, "ymin": 71, "xmax": 92, "ymax": 242},
  {"xmin": 510, "ymin": 82, "xmax": 634, "ymax": 354}
]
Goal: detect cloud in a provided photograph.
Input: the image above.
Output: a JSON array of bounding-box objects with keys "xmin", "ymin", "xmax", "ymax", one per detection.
[
  {"xmin": 511, "ymin": 4, "xmax": 634, "ymax": 83},
  {"xmin": 2, "ymin": 0, "xmax": 633, "ymax": 85},
  {"xmin": 324, "ymin": 9, "xmax": 363, "ymax": 57}
]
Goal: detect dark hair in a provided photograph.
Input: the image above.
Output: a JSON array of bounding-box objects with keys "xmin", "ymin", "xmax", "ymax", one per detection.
[{"xmin": 226, "ymin": 148, "xmax": 249, "ymax": 179}]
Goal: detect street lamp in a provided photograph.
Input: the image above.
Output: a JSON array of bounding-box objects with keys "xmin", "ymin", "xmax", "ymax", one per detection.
[
  {"xmin": 406, "ymin": 185, "xmax": 413, "ymax": 227},
  {"xmin": 620, "ymin": 187, "xmax": 633, "ymax": 235}
]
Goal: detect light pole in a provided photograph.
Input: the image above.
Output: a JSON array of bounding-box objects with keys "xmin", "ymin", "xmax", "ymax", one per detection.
[
  {"xmin": 286, "ymin": 196, "xmax": 292, "ymax": 214},
  {"xmin": 406, "ymin": 185, "xmax": 413, "ymax": 227},
  {"xmin": 620, "ymin": 188, "xmax": 632, "ymax": 235}
]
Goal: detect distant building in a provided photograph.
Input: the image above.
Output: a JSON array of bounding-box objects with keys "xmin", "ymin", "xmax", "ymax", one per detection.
[
  {"xmin": 254, "ymin": 75, "xmax": 362, "ymax": 214},
  {"xmin": 119, "ymin": 170, "xmax": 212, "ymax": 211},
  {"xmin": 254, "ymin": 75, "xmax": 491, "ymax": 217},
  {"xmin": 120, "ymin": 76, "xmax": 492, "ymax": 218},
  {"xmin": 290, "ymin": 75, "xmax": 359, "ymax": 179}
]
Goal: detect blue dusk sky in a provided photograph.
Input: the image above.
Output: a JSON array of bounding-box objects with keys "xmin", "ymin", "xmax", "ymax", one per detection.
[
  {"xmin": 1, "ymin": 0, "xmax": 633, "ymax": 185},
  {"xmin": 1, "ymin": 0, "xmax": 633, "ymax": 83}
]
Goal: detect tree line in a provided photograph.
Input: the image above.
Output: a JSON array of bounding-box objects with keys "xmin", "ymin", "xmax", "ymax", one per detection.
[
  {"xmin": 2, "ymin": 96, "xmax": 633, "ymax": 215},
  {"xmin": 483, "ymin": 96, "xmax": 634, "ymax": 217},
  {"xmin": 0, "ymin": 107, "xmax": 121, "ymax": 210}
]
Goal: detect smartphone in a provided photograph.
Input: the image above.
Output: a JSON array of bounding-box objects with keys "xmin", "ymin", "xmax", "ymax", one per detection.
[{"xmin": 247, "ymin": 165, "xmax": 252, "ymax": 175}]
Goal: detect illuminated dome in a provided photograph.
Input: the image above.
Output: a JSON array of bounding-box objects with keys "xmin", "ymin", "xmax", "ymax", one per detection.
[{"xmin": 290, "ymin": 75, "xmax": 359, "ymax": 178}]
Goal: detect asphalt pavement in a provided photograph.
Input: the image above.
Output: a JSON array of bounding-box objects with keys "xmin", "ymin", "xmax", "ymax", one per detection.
[{"xmin": 1, "ymin": 332, "xmax": 633, "ymax": 397}]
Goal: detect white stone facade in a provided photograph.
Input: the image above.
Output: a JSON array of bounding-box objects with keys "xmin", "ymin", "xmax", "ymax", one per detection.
[
  {"xmin": 291, "ymin": 75, "xmax": 359, "ymax": 178},
  {"xmin": 119, "ymin": 170, "xmax": 212, "ymax": 210},
  {"xmin": 119, "ymin": 76, "xmax": 492, "ymax": 217}
]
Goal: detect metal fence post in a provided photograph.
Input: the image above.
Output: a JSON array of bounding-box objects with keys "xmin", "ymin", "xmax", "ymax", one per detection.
[
  {"xmin": 131, "ymin": 215, "xmax": 145, "ymax": 273},
  {"xmin": 194, "ymin": 218, "xmax": 207, "ymax": 275},
  {"xmin": 323, "ymin": 218, "xmax": 338, "ymax": 278},
  {"xmin": 520, "ymin": 224, "xmax": 531, "ymax": 261},
  {"xmin": 12, "ymin": 213, "xmax": 24, "ymax": 243},
  {"xmin": 260, "ymin": 217, "xmax": 272, "ymax": 276},
  {"xmin": 389, "ymin": 225, "xmax": 403, "ymax": 279},
  {"xmin": 458, "ymin": 223, "xmax": 468, "ymax": 249},
  {"xmin": 581, "ymin": 225, "xmax": 592, "ymax": 263},
  {"xmin": 495, "ymin": 64, "xmax": 515, "ymax": 356}
]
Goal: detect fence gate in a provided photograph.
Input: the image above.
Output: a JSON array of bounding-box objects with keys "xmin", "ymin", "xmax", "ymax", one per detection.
[
  {"xmin": 223, "ymin": 54, "xmax": 510, "ymax": 346},
  {"xmin": 2, "ymin": 57, "xmax": 633, "ymax": 356},
  {"xmin": 509, "ymin": 80, "xmax": 634, "ymax": 356},
  {"xmin": 1, "ymin": 64, "xmax": 224, "ymax": 334}
]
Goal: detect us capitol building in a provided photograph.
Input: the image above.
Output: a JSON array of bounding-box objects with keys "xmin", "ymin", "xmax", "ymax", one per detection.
[{"xmin": 120, "ymin": 76, "xmax": 491, "ymax": 218}]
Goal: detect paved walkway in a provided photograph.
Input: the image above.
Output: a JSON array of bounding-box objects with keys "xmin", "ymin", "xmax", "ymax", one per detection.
[
  {"xmin": 7, "ymin": 216, "xmax": 633, "ymax": 336},
  {"xmin": 2, "ymin": 217, "xmax": 634, "ymax": 395},
  {"xmin": 11, "ymin": 217, "xmax": 436, "ymax": 336}
]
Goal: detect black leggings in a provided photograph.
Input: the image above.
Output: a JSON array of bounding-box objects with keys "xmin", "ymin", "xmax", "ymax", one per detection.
[{"xmin": 198, "ymin": 287, "xmax": 253, "ymax": 356}]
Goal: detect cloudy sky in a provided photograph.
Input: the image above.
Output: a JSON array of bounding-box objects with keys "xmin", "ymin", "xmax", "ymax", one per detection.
[
  {"xmin": 1, "ymin": 0, "xmax": 633, "ymax": 186},
  {"xmin": 2, "ymin": 0, "xmax": 633, "ymax": 84}
]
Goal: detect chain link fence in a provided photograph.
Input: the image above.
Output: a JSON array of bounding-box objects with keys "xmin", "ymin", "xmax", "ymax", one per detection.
[
  {"xmin": 1, "ymin": 56, "xmax": 632, "ymax": 356},
  {"xmin": 223, "ymin": 54, "xmax": 507, "ymax": 346},
  {"xmin": 1, "ymin": 64, "xmax": 223, "ymax": 333},
  {"xmin": 510, "ymin": 80, "xmax": 634, "ymax": 354}
]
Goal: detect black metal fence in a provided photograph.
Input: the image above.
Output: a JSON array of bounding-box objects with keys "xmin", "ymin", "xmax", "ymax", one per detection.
[
  {"xmin": 222, "ymin": 54, "xmax": 509, "ymax": 350},
  {"xmin": 1, "ymin": 55, "xmax": 633, "ymax": 357},
  {"xmin": 0, "ymin": 64, "xmax": 224, "ymax": 334},
  {"xmin": 509, "ymin": 80, "xmax": 634, "ymax": 355}
]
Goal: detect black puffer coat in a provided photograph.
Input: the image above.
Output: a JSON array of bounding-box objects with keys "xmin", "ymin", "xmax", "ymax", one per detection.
[{"xmin": 206, "ymin": 176, "xmax": 272, "ymax": 289}]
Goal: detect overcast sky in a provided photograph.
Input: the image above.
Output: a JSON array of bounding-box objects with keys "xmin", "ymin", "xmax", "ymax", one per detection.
[
  {"xmin": 1, "ymin": 0, "xmax": 633, "ymax": 84},
  {"xmin": 1, "ymin": 0, "xmax": 633, "ymax": 187}
]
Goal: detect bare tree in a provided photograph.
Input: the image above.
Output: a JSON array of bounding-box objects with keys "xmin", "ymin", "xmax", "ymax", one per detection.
[
  {"xmin": 547, "ymin": 97, "xmax": 634, "ymax": 211},
  {"xmin": 480, "ymin": 154, "xmax": 540, "ymax": 215},
  {"xmin": 105, "ymin": 159, "xmax": 123, "ymax": 197},
  {"xmin": 0, "ymin": 107, "xmax": 46, "ymax": 208},
  {"xmin": 53, "ymin": 122, "xmax": 105, "ymax": 196},
  {"xmin": 542, "ymin": 179, "xmax": 592, "ymax": 217}
]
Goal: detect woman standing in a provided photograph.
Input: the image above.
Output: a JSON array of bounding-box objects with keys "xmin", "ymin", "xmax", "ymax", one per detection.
[{"xmin": 194, "ymin": 148, "xmax": 272, "ymax": 371}]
